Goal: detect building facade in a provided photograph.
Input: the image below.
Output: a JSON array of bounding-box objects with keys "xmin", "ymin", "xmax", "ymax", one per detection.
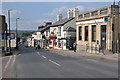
[
  {"xmin": 49, "ymin": 17, "xmax": 76, "ymax": 50},
  {"xmin": 76, "ymin": 5, "xmax": 119, "ymax": 53},
  {"xmin": 48, "ymin": 8, "xmax": 79, "ymax": 50},
  {"xmin": 30, "ymin": 8, "xmax": 79, "ymax": 50},
  {"xmin": 30, "ymin": 22, "xmax": 52, "ymax": 48},
  {"xmin": 0, "ymin": 15, "xmax": 7, "ymax": 52}
]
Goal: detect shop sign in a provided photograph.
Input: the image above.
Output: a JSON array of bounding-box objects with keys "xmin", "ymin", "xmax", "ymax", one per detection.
[
  {"xmin": 39, "ymin": 40, "xmax": 45, "ymax": 42},
  {"xmin": 104, "ymin": 17, "xmax": 108, "ymax": 22},
  {"xmin": 76, "ymin": 17, "xmax": 108, "ymax": 25}
]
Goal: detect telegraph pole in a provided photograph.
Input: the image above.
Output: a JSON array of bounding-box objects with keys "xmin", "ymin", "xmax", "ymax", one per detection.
[
  {"xmin": 8, "ymin": 9, "xmax": 13, "ymax": 55},
  {"xmin": 112, "ymin": 0, "xmax": 116, "ymax": 53},
  {"xmin": 118, "ymin": 1, "xmax": 120, "ymax": 53},
  {"xmin": 15, "ymin": 18, "xmax": 20, "ymax": 49}
]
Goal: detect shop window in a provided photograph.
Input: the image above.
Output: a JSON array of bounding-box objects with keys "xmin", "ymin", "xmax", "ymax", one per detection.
[
  {"xmin": 64, "ymin": 33, "xmax": 66, "ymax": 38},
  {"xmin": 58, "ymin": 27, "xmax": 61, "ymax": 36},
  {"xmin": 92, "ymin": 25, "xmax": 96, "ymax": 42},
  {"xmin": 54, "ymin": 41, "xmax": 57, "ymax": 46},
  {"xmin": 100, "ymin": 8, "xmax": 108, "ymax": 14},
  {"xmin": 85, "ymin": 26, "xmax": 88, "ymax": 41},
  {"xmin": 91, "ymin": 11, "xmax": 98, "ymax": 16},
  {"xmin": 84, "ymin": 13, "xmax": 90, "ymax": 18},
  {"xmin": 49, "ymin": 41, "xmax": 52, "ymax": 45},
  {"xmin": 79, "ymin": 26, "xmax": 82, "ymax": 40},
  {"xmin": 58, "ymin": 42, "xmax": 61, "ymax": 48},
  {"xmin": 78, "ymin": 14, "xmax": 83, "ymax": 19},
  {"xmin": 46, "ymin": 31, "xmax": 48, "ymax": 36}
]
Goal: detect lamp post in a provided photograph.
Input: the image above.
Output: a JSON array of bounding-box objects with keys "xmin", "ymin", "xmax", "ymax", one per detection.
[
  {"xmin": 15, "ymin": 18, "xmax": 20, "ymax": 49},
  {"xmin": 118, "ymin": 1, "xmax": 120, "ymax": 53},
  {"xmin": 8, "ymin": 9, "xmax": 13, "ymax": 55},
  {"xmin": 112, "ymin": 0, "xmax": 116, "ymax": 53}
]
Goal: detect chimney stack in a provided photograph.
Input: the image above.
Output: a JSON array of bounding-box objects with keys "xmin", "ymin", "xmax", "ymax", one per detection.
[
  {"xmin": 67, "ymin": 9, "xmax": 73, "ymax": 18},
  {"xmin": 38, "ymin": 25, "xmax": 44, "ymax": 30},
  {"xmin": 73, "ymin": 8, "xmax": 79, "ymax": 17},
  {"xmin": 57, "ymin": 14, "xmax": 63, "ymax": 21},
  {"xmin": 45, "ymin": 22, "xmax": 52, "ymax": 27}
]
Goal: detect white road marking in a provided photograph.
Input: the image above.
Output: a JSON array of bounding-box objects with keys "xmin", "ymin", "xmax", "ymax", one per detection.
[
  {"xmin": 49, "ymin": 59, "xmax": 60, "ymax": 66},
  {"xmin": 87, "ymin": 59, "xmax": 98, "ymax": 62},
  {"xmin": 41, "ymin": 55, "xmax": 47, "ymax": 59},
  {"xmin": 3, "ymin": 56, "xmax": 12, "ymax": 73},
  {"xmin": 0, "ymin": 56, "xmax": 11, "ymax": 59},
  {"xmin": 17, "ymin": 54, "xmax": 21, "ymax": 56},
  {"xmin": 37, "ymin": 52, "xmax": 47, "ymax": 59},
  {"xmin": 37, "ymin": 52, "xmax": 40, "ymax": 55},
  {"xmin": 37, "ymin": 52, "xmax": 60, "ymax": 66},
  {"xmin": 12, "ymin": 55, "xmax": 16, "ymax": 65}
]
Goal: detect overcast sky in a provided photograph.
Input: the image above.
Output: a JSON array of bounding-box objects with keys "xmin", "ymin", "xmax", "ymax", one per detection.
[{"xmin": 2, "ymin": 2, "xmax": 115, "ymax": 30}]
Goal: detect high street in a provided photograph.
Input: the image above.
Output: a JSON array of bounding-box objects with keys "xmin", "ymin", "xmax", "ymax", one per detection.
[{"xmin": 2, "ymin": 44, "xmax": 118, "ymax": 78}]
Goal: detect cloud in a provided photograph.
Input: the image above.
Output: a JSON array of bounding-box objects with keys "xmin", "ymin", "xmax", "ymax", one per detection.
[
  {"xmin": 45, "ymin": 6, "xmax": 92, "ymax": 18},
  {"xmin": 2, "ymin": 9, "xmax": 21, "ymax": 18},
  {"xmin": 11, "ymin": 10, "xmax": 21, "ymax": 16},
  {"xmin": 70, "ymin": 6, "xmax": 93, "ymax": 13},
  {"xmin": 45, "ymin": 6, "xmax": 69, "ymax": 17},
  {"xmin": 27, "ymin": 19, "xmax": 50, "ymax": 24},
  {"xmin": 72, "ymin": 6, "xmax": 86, "ymax": 12}
]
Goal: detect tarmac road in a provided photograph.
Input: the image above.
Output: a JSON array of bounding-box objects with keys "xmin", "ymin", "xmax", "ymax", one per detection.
[{"xmin": 2, "ymin": 44, "xmax": 118, "ymax": 78}]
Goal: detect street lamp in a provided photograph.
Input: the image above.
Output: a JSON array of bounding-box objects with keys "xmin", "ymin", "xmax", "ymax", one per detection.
[
  {"xmin": 15, "ymin": 18, "xmax": 20, "ymax": 49},
  {"xmin": 118, "ymin": 1, "xmax": 120, "ymax": 53},
  {"xmin": 7, "ymin": 9, "xmax": 13, "ymax": 55},
  {"xmin": 112, "ymin": 0, "xmax": 116, "ymax": 53}
]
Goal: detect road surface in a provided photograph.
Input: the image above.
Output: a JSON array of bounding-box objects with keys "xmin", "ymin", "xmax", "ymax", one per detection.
[{"xmin": 2, "ymin": 44, "xmax": 118, "ymax": 78}]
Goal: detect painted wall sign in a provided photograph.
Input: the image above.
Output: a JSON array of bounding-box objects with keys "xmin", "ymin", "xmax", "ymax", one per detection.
[{"xmin": 76, "ymin": 17, "xmax": 108, "ymax": 25}]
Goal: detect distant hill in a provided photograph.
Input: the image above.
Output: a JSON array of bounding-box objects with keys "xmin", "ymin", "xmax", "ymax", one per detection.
[
  {"xmin": 10, "ymin": 30, "xmax": 35, "ymax": 37},
  {"xmin": 11, "ymin": 30, "xmax": 35, "ymax": 33}
]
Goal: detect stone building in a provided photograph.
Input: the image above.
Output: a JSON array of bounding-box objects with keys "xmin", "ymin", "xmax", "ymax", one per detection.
[
  {"xmin": 0, "ymin": 15, "xmax": 7, "ymax": 52},
  {"xmin": 76, "ymin": 5, "xmax": 119, "ymax": 53}
]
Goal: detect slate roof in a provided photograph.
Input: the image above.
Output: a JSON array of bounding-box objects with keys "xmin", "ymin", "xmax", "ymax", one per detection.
[
  {"xmin": 37, "ymin": 17, "xmax": 75, "ymax": 32},
  {"xmin": 37, "ymin": 26, "xmax": 50, "ymax": 33},
  {"xmin": 64, "ymin": 26, "xmax": 76, "ymax": 32},
  {"xmin": 49, "ymin": 17, "xmax": 75, "ymax": 27}
]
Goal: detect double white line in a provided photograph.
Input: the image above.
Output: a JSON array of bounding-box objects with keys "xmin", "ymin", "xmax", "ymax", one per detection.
[
  {"xmin": 3, "ymin": 56, "xmax": 12, "ymax": 73},
  {"xmin": 3, "ymin": 55, "xmax": 17, "ymax": 73}
]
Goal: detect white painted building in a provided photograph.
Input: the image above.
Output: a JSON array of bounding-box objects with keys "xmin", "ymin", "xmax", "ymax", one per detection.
[{"xmin": 48, "ymin": 8, "xmax": 79, "ymax": 50}]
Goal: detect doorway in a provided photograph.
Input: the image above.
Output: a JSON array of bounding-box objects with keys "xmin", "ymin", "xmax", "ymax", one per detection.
[{"xmin": 101, "ymin": 25, "xmax": 106, "ymax": 50}]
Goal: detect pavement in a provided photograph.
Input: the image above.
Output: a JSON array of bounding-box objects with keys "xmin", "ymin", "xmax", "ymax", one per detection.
[
  {"xmin": 2, "ymin": 48, "xmax": 20, "ymax": 78},
  {"xmin": 48, "ymin": 49, "xmax": 119, "ymax": 61},
  {"xmin": 1, "ymin": 44, "xmax": 119, "ymax": 78}
]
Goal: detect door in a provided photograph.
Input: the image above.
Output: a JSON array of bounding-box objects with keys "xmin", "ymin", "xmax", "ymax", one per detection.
[{"xmin": 101, "ymin": 25, "xmax": 106, "ymax": 50}]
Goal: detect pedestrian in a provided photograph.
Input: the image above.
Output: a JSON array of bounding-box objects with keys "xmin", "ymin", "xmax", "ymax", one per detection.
[
  {"xmin": 73, "ymin": 41, "xmax": 77, "ymax": 52},
  {"xmin": 35, "ymin": 44, "xmax": 38, "ymax": 50}
]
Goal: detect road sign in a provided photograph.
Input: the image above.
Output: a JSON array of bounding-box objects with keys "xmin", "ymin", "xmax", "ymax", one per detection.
[
  {"xmin": 0, "ymin": 33, "xmax": 15, "ymax": 39},
  {"xmin": 7, "ymin": 33, "xmax": 15, "ymax": 39},
  {"xmin": 0, "ymin": 33, "xmax": 4, "ymax": 38}
]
